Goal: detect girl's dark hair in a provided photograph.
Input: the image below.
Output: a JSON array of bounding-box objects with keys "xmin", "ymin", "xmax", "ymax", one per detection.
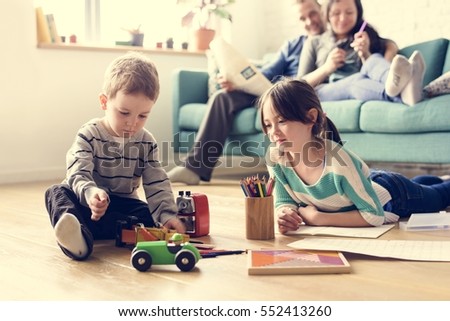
[
  {"xmin": 325, "ymin": 0, "xmax": 386, "ymax": 55},
  {"xmin": 258, "ymin": 78, "xmax": 342, "ymax": 145}
]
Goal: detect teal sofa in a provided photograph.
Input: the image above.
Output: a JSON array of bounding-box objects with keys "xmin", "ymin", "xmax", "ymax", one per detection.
[{"xmin": 172, "ymin": 38, "xmax": 450, "ymax": 166}]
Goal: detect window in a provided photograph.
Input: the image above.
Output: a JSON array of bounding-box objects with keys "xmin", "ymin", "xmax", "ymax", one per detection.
[{"xmin": 35, "ymin": 0, "xmax": 188, "ymax": 47}]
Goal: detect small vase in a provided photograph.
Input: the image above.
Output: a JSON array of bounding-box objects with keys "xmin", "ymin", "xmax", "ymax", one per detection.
[
  {"xmin": 131, "ymin": 33, "xmax": 144, "ymax": 46},
  {"xmin": 166, "ymin": 38, "xmax": 174, "ymax": 49},
  {"xmin": 191, "ymin": 28, "xmax": 215, "ymax": 51}
]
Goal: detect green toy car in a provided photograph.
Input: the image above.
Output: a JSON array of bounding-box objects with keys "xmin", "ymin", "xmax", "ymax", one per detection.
[{"xmin": 131, "ymin": 233, "xmax": 201, "ymax": 272}]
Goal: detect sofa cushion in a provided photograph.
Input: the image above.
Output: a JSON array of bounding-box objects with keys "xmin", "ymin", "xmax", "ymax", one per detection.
[
  {"xmin": 399, "ymin": 38, "xmax": 449, "ymax": 86},
  {"xmin": 321, "ymin": 100, "xmax": 363, "ymax": 132},
  {"xmin": 443, "ymin": 43, "xmax": 450, "ymax": 74},
  {"xmin": 178, "ymin": 103, "xmax": 208, "ymax": 130},
  {"xmin": 359, "ymin": 94, "xmax": 450, "ymax": 133},
  {"xmin": 230, "ymin": 107, "xmax": 260, "ymax": 135}
]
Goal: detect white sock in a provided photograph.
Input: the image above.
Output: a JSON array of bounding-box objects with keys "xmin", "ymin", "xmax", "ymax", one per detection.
[
  {"xmin": 167, "ymin": 166, "xmax": 200, "ymax": 185},
  {"xmin": 401, "ymin": 50, "xmax": 426, "ymax": 106},
  {"xmin": 385, "ymin": 55, "xmax": 412, "ymax": 97},
  {"xmin": 54, "ymin": 213, "xmax": 88, "ymax": 258}
]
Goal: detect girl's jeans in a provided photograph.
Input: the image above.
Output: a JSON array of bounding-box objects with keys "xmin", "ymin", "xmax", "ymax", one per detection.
[
  {"xmin": 317, "ymin": 53, "xmax": 402, "ymax": 103},
  {"xmin": 370, "ymin": 171, "xmax": 450, "ymax": 218}
]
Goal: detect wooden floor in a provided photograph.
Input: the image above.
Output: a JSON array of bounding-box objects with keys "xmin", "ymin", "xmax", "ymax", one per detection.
[{"xmin": 2, "ymin": 178, "xmax": 450, "ymax": 301}]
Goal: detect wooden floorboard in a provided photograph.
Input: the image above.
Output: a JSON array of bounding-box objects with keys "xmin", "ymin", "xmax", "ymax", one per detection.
[{"xmin": 1, "ymin": 179, "xmax": 450, "ymax": 301}]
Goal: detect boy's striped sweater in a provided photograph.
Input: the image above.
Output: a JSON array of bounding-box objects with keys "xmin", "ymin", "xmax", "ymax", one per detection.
[{"xmin": 64, "ymin": 118, "xmax": 178, "ymax": 225}]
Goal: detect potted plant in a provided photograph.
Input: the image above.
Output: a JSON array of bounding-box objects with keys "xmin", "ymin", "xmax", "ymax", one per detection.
[{"xmin": 178, "ymin": 0, "xmax": 235, "ymax": 51}]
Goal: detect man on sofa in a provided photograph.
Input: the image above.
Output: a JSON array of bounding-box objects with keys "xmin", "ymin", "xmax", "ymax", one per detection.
[{"xmin": 168, "ymin": 0, "xmax": 326, "ymax": 185}]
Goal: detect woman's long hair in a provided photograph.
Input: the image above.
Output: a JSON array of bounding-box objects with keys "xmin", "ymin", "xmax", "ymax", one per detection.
[{"xmin": 324, "ymin": 0, "xmax": 386, "ymax": 55}]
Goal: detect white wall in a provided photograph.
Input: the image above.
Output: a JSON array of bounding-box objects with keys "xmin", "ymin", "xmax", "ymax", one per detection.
[
  {"xmin": 0, "ymin": 0, "xmax": 206, "ymax": 184},
  {"xmin": 259, "ymin": 0, "xmax": 450, "ymax": 53},
  {"xmin": 1, "ymin": 0, "xmax": 449, "ymax": 184}
]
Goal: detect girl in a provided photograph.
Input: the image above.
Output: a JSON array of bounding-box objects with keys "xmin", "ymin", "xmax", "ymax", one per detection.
[
  {"xmin": 297, "ymin": 0, "xmax": 425, "ymax": 106},
  {"xmin": 259, "ymin": 79, "xmax": 450, "ymax": 234}
]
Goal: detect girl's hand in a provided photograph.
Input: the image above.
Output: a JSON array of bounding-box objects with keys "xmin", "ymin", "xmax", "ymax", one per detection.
[
  {"xmin": 297, "ymin": 205, "xmax": 323, "ymax": 226},
  {"xmin": 277, "ymin": 207, "xmax": 303, "ymax": 234},
  {"xmin": 88, "ymin": 188, "xmax": 109, "ymax": 221},
  {"xmin": 164, "ymin": 217, "xmax": 186, "ymax": 234},
  {"xmin": 351, "ymin": 31, "xmax": 371, "ymax": 60},
  {"xmin": 324, "ymin": 48, "xmax": 345, "ymax": 74}
]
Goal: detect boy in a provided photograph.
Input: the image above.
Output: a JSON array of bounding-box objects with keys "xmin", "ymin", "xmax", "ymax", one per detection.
[{"xmin": 45, "ymin": 52, "xmax": 185, "ymax": 260}]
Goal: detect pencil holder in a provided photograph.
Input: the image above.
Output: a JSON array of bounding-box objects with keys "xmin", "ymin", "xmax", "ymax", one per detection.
[{"xmin": 245, "ymin": 196, "xmax": 275, "ymax": 240}]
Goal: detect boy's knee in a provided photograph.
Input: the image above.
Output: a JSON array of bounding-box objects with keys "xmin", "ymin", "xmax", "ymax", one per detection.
[{"xmin": 45, "ymin": 183, "xmax": 72, "ymax": 199}]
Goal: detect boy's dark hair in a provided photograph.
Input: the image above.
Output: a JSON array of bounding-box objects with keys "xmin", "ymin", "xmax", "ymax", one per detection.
[
  {"xmin": 258, "ymin": 78, "xmax": 342, "ymax": 145},
  {"xmin": 102, "ymin": 51, "xmax": 160, "ymax": 101}
]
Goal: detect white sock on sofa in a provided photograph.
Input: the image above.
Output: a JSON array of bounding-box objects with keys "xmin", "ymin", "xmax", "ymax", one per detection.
[
  {"xmin": 54, "ymin": 213, "xmax": 88, "ymax": 258},
  {"xmin": 167, "ymin": 166, "xmax": 200, "ymax": 185},
  {"xmin": 385, "ymin": 55, "xmax": 412, "ymax": 97},
  {"xmin": 401, "ymin": 50, "xmax": 426, "ymax": 106}
]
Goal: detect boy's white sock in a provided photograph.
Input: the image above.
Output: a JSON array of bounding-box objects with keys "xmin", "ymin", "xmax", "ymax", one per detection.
[
  {"xmin": 385, "ymin": 55, "xmax": 412, "ymax": 97},
  {"xmin": 401, "ymin": 50, "xmax": 426, "ymax": 106},
  {"xmin": 167, "ymin": 166, "xmax": 200, "ymax": 185},
  {"xmin": 54, "ymin": 213, "xmax": 88, "ymax": 258}
]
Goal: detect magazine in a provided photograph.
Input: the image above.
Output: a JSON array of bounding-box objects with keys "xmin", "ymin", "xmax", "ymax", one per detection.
[{"xmin": 209, "ymin": 37, "xmax": 272, "ymax": 96}]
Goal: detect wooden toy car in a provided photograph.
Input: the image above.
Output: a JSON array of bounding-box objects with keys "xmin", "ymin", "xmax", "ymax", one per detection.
[
  {"xmin": 131, "ymin": 234, "xmax": 201, "ymax": 272},
  {"xmin": 115, "ymin": 216, "xmax": 189, "ymax": 247}
]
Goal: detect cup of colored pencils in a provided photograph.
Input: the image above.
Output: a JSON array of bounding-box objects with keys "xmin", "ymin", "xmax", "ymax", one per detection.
[
  {"xmin": 239, "ymin": 175, "xmax": 275, "ymax": 198},
  {"xmin": 240, "ymin": 175, "xmax": 275, "ymax": 240}
]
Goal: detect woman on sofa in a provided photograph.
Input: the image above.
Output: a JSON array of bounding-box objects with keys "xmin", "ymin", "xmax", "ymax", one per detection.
[
  {"xmin": 297, "ymin": 0, "xmax": 425, "ymax": 106},
  {"xmin": 259, "ymin": 78, "xmax": 450, "ymax": 233}
]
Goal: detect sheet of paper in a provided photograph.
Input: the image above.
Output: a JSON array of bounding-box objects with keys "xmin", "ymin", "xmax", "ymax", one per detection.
[
  {"xmin": 288, "ymin": 238, "xmax": 450, "ymax": 261},
  {"xmin": 285, "ymin": 224, "xmax": 395, "ymax": 239}
]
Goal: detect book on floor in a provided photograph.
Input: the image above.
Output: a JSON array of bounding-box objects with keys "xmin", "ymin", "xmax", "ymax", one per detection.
[{"xmin": 248, "ymin": 249, "xmax": 351, "ymax": 275}]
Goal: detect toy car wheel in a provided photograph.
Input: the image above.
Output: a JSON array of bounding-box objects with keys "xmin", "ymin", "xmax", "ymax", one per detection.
[
  {"xmin": 175, "ymin": 250, "xmax": 196, "ymax": 272},
  {"xmin": 131, "ymin": 250, "xmax": 152, "ymax": 272}
]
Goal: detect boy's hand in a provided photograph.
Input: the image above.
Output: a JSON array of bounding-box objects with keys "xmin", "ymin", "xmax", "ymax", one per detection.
[
  {"xmin": 88, "ymin": 188, "xmax": 109, "ymax": 221},
  {"xmin": 163, "ymin": 217, "xmax": 186, "ymax": 234},
  {"xmin": 277, "ymin": 207, "xmax": 303, "ymax": 234}
]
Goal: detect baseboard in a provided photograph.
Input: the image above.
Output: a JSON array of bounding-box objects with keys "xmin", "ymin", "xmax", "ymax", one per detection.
[
  {"xmin": 168, "ymin": 153, "xmax": 268, "ymax": 179},
  {"xmin": 0, "ymin": 154, "xmax": 268, "ymax": 185},
  {"xmin": 3, "ymin": 159, "xmax": 444, "ymax": 185},
  {"xmin": 0, "ymin": 167, "xmax": 64, "ymax": 185}
]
